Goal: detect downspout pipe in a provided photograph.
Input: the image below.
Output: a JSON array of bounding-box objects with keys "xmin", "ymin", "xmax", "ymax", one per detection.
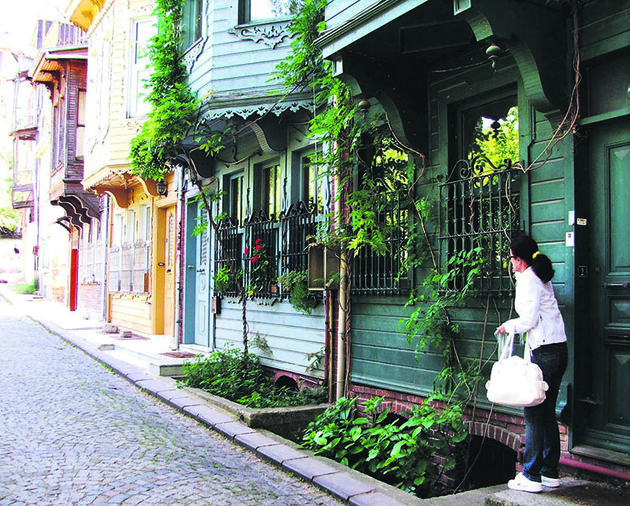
[
  {"xmin": 336, "ymin": 249, "xmax": 347, "ymax": 400},
  {"xmin": 333, "ymin": 164, "xmax": 347, "ymax": 401},
  {"xmin": 171, "ymin": 165, "xmax": 186, "ymax": 350},
  {"xmin": 101, "ymin": 195, "xmax": 110, "ymax": 323}
]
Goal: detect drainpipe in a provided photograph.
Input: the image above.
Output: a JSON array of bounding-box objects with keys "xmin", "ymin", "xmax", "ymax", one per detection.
[
  {"xmin": 333, "ymin": 164, "xmax": 348, "ymax": 401},
  {"xmin": 336, "ymin": 249, "xmax": 347, "ymax": 400},
  {"xmin": 171, "ymin": 165, "xmax": 186, "ymax": 351},
  {"xmin": 101, "ymin": 195, "xmax": 110, "ymax": 323}
]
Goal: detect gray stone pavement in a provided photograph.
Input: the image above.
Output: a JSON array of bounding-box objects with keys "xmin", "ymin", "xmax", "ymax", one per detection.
[{"xmin": 0, "ymin": 298, "xmax": 343, "ymax": 505}]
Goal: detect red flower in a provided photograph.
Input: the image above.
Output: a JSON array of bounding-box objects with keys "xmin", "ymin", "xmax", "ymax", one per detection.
[
  {"xmin": 255, "ymin": 245, "xmax": 261, "ymax": 251},
  {"xmin": 256, "ymin": 238, "xmax": 262, "ymax": 245},
  {"xmin": 244, "ymin": 248, "xmax": 249, "ymax": 255},
  {"xmin": 252, "ymin": 256, "xmax": 259, "ymax": 263}
]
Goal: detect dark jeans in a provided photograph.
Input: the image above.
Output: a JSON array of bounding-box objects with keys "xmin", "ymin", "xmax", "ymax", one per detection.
[{"xmin": 522, "ymin": 341, "xmax": 568, "ymax": 482}]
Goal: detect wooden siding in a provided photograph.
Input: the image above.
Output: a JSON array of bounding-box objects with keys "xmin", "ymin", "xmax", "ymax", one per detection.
[
  {"xmin": 349, "ymin": 46, "xmax": 574, "ymax": 404},
  {"xmin": 83, "ymin": 0, "xmax": 154, "ymax": 179},
  {"xmin": 188, "ymin": 0, "xmax": 295, "ymax": 104},
  {"xmin": 109, "ymin": 293, "xmax": 153, "ymax": 335},
  {"xmin": 579, "ymin": 0, "xmax": 630, "ymax": 60},
  {"xmin": 215, "ymin": 299, "xmax": 326, "ymax": 378}
]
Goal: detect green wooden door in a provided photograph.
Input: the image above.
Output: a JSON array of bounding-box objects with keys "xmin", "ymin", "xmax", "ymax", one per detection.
[{"xmin": 585, "ymin": 117, "xmax": 630, "ymax": 452}]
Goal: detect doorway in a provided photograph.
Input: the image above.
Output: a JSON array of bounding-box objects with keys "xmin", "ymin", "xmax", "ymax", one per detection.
[
  {"xmin": 183, "ymin": 200, "xmax": 212, "ymax": 347},
  {"xmin": 582, "ymin": 117, "xmax": 630, "ymax": 453}
]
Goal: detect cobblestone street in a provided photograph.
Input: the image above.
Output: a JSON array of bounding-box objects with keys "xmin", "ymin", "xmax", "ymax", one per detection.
[{"xmin": 0, "ymin": 299, "xmax": 341, "ymax": 505}]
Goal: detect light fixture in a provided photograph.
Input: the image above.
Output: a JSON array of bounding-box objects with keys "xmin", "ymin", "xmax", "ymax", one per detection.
[
  {"xmin": 486, "ymin": 43, "xmax": 502, "ymax": 69},
  {"xmin": 157, "ymin": 180, "xmax": 167, "ymax": 197}
]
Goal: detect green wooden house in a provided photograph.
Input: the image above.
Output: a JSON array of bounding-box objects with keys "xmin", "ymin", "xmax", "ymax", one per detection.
[{"xmin": 315, "ymin": 0, "xmax": 630, "ymax": 485}]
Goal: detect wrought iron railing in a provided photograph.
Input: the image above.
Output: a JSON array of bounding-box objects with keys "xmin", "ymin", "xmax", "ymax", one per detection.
[
  {"xmin": 213, "ymin": 202, "xmax": 319, "ymax": 299},
  {"xmin": 244, "ymin": 210, "xmax": 279, "ymax": 298},
  {"xmin": 280, "ymin": 200, "xmax": 318, "ymax": 274},
  {"xmin": 439, "ymin": 155, "xmax": 521, "ymax": 296},
  {"xmin": 351, "ymin": 190, "xmax": 411, "ymax": 295},
  {"xmin": 215, "ymin": 216, "xmax": 243, "ymax": 297}
]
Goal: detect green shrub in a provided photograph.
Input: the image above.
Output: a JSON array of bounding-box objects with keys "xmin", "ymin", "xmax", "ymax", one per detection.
[
  {"xmin": 180, "ymin": 346, "xmax": 326, "ymax": 408},
  {"xmin": 302, "ymin": 396, "xmax": 467, "ymax": 497},
  {"xmin": 278, "ymin": 270, "xmax": 317, "ymax": 314},
  {"xmin": 13, "ymin": 277, "xmax": 38, "ymax": 294}
]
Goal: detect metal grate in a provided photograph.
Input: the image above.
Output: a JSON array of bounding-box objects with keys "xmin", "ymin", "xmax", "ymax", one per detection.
[
  {"xmin": 351, "ymin": 190, "xmax": 411, "ymax": 295},
  {"xmin": 439, "ymin": 155, "xmax": 521, "ymax": 296},
  {"xmin": 215, "ymin": 216, "xmax": 243, "ymax": 296},
  {"xmin": 244, "ymin": 210, "xmax": 278, "ymax": 298},
  {"xmin": 280, "ymin": 200, "xmax": 318, "ymax": 274}
]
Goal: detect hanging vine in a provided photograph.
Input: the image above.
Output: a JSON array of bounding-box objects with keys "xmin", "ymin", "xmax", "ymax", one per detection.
[{"xmin": 275, "ymin": 0, "xmax": 494, "ymax": 406}]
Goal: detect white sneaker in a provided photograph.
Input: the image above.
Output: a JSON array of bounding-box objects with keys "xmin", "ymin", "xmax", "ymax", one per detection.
[
  {"xmin": 541, "ymin": 475, "xmax": 561, "ymax": 488},
  {"xmin": 508, "ymin": 472, "xmax": 543, "ymax": 493}
]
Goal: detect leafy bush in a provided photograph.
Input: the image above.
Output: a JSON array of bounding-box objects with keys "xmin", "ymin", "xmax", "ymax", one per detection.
[
  {"xmin": 180, "ymin": 346, "xmax": 326, "ymax": 408},
  {"xmin": 13, "ymin": 277, "xmax": 38, "ymax": 294},
  {"xmin": 302, "ymin": 396, "xmax": 467, "ymax": 497},
  {"xmin": 278, "ymin": 270, "xmax": 317, "ymax": 314}
]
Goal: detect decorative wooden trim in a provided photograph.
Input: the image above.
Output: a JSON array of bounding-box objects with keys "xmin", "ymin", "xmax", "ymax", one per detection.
[{"xmin": 228, "ymin": 21, "xmax": 293, "ymax": 49}]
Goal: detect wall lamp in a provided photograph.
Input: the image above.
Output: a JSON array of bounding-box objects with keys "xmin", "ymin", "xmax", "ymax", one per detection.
[{"xmin": 157, "ymin": 180, "xmax": 168, "ymax": 197}]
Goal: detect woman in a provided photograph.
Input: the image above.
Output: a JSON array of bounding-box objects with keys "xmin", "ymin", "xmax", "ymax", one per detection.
[{"xmin": 497, "ymin": 234, "xmax": 568, "ymax": 493}]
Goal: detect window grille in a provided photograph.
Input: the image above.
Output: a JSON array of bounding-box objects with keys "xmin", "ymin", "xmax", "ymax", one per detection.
[
  {"xmin": 280, "ymin": 200, "xmax": 317, "ymax": 274},
  {"xmin": 244, "ymin": 209, "xmax": 278, "ymax": 298},
  {"xmin": 352, "ymin": 189, "xmax": 411, "ymax": 295},
  {"xmin": 214, "ymin": 216, "xmax": 243, "ymax": 296},
  {"xmin": 439, "ymin": 155, "xmax": 520, "ymax": 296}
]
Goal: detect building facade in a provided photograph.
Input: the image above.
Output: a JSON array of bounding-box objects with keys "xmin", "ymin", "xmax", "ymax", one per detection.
[{"xmin": 316, "ymin": 0, "xmax": 630, "ymax": 484}]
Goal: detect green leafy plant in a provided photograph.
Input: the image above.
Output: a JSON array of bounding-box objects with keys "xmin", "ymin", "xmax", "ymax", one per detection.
[
  {"xmin": 13, "ymin": 277, "xmax": 38, "ymax": 294},
  {"xmin": 129, "ymin": 0, "xmax": 200, "ymax": 181},
  {"xmin": 278, "ymin": 270, "xmax": 317, "ymax": 314},
  {"xmin": 180, "ymin": 346, "xmax": 326, "ymax": 408},
  {"xmin": 247, "ymin": 238, "xmax": 276, "ymax": 295},
  {"xmin": 302, "ymin": 396, "xmax": 467, "ymax": 497},
  {"xmin": 213, "ymin": 265, "xmax": 241, "ymax": 294}
]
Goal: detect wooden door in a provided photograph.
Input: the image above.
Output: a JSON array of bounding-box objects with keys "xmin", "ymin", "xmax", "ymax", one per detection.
[
  {"xmin": 193, "ymin": 202, "xmax": 211, "ymax": 346},
  {"xmin": 163, "ymin": 206, "xmax": 176, "ymax": 336},
  {"xmin": 584, "ymin": 117, "xmax": 630, "ymax": 452}
]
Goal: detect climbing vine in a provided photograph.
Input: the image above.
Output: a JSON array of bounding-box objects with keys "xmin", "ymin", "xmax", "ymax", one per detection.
[
  {"xmin": 129, "ymin": 0, "xmax": 200, "ymax": 180},
  {"xmin": 275, "ymin": 0, "xmax": 493, "ymax": 405}
]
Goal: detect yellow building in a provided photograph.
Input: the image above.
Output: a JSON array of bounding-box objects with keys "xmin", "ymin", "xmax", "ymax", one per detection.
[{"xmin": 68, "ymin": 0, "xmax": 177, "ymax": 337}]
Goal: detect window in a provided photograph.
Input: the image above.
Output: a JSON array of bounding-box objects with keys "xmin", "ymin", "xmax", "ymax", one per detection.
[
  {"xmin": 139, "ymin": 204, "xmax": 151, "ymax": 242},
  {"xmin": 262, "ymin": 163, "xmax": 282, "ymax": 218},
  {"xmin": 79, "ymin": 218, "xmax": 104, "ymax": 284},
  {"xmin": 182, "ymin": 0, "xmax": 203, "ymax": 49},
  {"xmin": 239, "ymin": 0, "xmax": 292, "ymax": 24},
  {"xmin": 109, "ymin": 208, "xmax": 151, "ymax": 293},
  {"xmin": 351, "ymin": 138, "xmax": 412, "ymax": 295},
  {"xmin": 229, "ymin": 173, "xmax": 244, "ymax": 225},
  {"xmin": 440, "ymin": 94, "xmax": 521, "ymax": 295},
  {"xmin": 128, "ymin": 18, "xmax": 155, "ymax": 117},
  {"xmin": 76, "ymin": 90, "xmax": 86, "ymax": 158},
  {"xmin": 300, "ymin": 153, "xmax": 322, "ymax": 213}
]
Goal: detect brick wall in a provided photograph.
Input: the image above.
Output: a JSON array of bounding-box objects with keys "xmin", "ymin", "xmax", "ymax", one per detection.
[{"xmin": 77, "ymin": 282, "xmax": 103, "ymax": 320}]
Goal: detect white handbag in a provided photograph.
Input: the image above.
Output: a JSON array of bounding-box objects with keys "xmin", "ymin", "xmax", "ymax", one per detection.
[{"xmin": 486, "ymin": 331, "xmax": 548, "ymax": 407}]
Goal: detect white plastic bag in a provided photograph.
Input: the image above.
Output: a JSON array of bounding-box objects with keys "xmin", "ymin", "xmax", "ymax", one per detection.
[{"xmin": 486, "ymin": 331, "xmax": 548, "ymax": 407}]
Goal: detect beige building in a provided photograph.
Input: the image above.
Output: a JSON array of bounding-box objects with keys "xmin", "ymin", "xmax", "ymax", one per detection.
[{"xmin": 69, "ymin": 0, "xmax": 177, "ymax": 336}]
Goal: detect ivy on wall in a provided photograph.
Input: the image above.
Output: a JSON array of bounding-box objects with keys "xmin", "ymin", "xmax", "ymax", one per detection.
[{"xmin": 129, "ymin": 0, "xmax": 200, "ymax": 181}]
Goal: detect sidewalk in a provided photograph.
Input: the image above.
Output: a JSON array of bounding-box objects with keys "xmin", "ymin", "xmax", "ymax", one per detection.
[{"xmin": 1, "ymin": 287, "xmax": 628, "ymax": 506}]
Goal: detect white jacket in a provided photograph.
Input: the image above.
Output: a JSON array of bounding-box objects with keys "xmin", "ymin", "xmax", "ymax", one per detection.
[{"xmin": 501, "ymin": 267, "xmax": 567, "ymax": 350}]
